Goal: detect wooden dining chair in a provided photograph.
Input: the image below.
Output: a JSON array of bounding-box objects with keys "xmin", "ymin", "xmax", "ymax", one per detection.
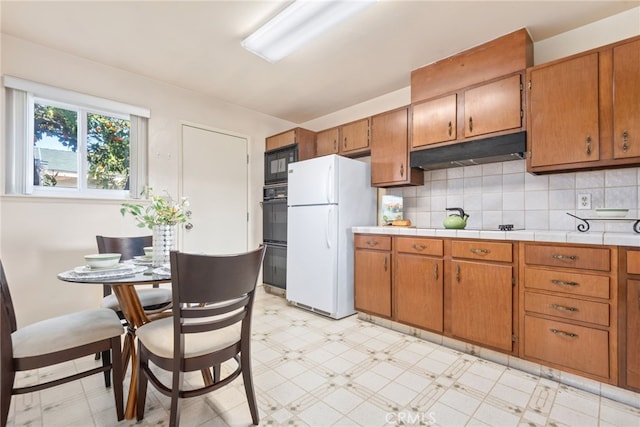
[
  {"xmin": 0, "ymin": 259, "xmax": 125, "ymax": 426},
  {"xmin": 96, "ymin": 235, "xmax": 173, "ymax": 318},
  {"xmin": 135, "ymin": 246, "xmax": 266, "ymax": 426}
]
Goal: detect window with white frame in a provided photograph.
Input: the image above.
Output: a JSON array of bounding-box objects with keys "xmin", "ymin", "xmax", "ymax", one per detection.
[{"xmin": 4, "ymin": 76, "xmax": 149, "ymax": 199}]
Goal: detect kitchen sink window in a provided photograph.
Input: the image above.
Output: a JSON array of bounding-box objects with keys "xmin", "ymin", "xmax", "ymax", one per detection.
[{"xmin": 3, "ymin": 76, "xmax": 150, "ymax": 199}]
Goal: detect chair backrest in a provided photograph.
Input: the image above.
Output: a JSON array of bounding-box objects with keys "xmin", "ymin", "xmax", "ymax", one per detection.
[
  {"xmin": 1, "ymin": 260, "xmax": 17, "ymax": 378},
  {"xmin": 168, "ymin": 246, "xmax": 266, "ymax": 358},
  {"xmin": 0, "ymin": 260, "xmax": 17, "ymax": 334},
  {"xmin": 96, "ymin": 235, "xmax": 152, "ymax": 260}
]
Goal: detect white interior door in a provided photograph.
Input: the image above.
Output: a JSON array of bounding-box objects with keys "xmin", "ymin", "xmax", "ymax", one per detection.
[{"xmin": 180, "ymin": 124, "xmax": 248, "ymax": 254}]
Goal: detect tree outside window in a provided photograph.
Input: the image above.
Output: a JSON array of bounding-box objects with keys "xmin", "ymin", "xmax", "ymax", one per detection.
[{"xmin": 33, "ymin": 102, "xmax": 130, "ymax": 190}]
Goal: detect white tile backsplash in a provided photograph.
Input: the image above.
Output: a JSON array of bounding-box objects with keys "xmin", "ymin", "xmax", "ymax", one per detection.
[{"xmin": 399, "ymin": 159, "xmax": 640, "ymax": 233}]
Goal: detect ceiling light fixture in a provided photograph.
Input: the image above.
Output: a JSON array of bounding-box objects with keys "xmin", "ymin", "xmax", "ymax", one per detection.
[{"xmin": 242, "ymin": 0, "xmax": 376, "ymax": 63}]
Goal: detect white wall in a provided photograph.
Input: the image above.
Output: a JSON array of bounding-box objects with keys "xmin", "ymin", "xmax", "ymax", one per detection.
[{"xmin": 0, "ymin": 34, "xmax": 294, "ymax": 326}]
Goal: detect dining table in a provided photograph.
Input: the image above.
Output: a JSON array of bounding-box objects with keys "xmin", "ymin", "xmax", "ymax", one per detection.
[{"xmin": 57, "ymin": 262, "xmax": 173, "ymax": 419}]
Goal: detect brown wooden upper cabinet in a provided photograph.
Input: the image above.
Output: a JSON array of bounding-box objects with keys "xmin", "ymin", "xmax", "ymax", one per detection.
[
  {"xmin": 315, "ymin": 118, "xmax": 370, "ymax": 158},
  {"xmin": 265, "ymin": 127, "xmax": 316, "ymax": 161},
  {"xmin": 410, "ymin": 29, "xmax": 531, "ymax": 151},
  {"xmin": 371, "ymin": 106, "xmax": 423, "ymax": 187},
  {"xmin": 527, "ymin": 36, "xmax": 640, "ymax": 173},
  {"xmin": 315, "ymin": 127, "xmax": 339, "ymax": 157},
  {"xmin": 412, "ymin": 74, "xmax": 523, "ymax": 149}
]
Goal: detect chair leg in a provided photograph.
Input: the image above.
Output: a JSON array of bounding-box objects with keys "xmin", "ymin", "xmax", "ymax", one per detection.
[
  {"xmin": 240, "ymin": 350, "xmax": 259, "ymax": 425},
  {"xmin": 110, "ymin": 337, "xmax": 125, "ymax": 421},
  {"xmin": 169, "ymin": 371, "xmax": 183, "ymax": 427},
  {"xmin": 136, "ymin": 346, "xmax": 149, "ymax": 422},
  {"xmin": 101, "ymin": 350, "xmax": 111, "ymax": 387},
  {"xmin": 1, "ymin": 370, "xmax": 15, "ymax": 427},
  {"xmin": 213, "ymin": 364, "xmax": 220, "ymax": 383}
]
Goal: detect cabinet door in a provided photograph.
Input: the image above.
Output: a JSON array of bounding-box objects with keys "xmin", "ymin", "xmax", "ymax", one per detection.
[
  {"xmin": 395, "ymin": 253, "xmax": 443, "ymax": 332},
  {"xmin": 464, "ymin": 74, "xmax": 522, "ymax": 138},
  {"xmin": 613, "ymin": 39, "xmax": 640, "ymax": 159},
  {"xmin": 355, "ymin": 249, "xmax": 392, "ymax": 317},
  {"xmin": 529, "ymin": 53, "xmax": 599, "ymax": 167},
  {"xmin": 412, "ymin": 94, "xmax": 457, "ymax": 148},
  {"xmin": 340, "ymin": 118, "xmax": 369, "ymax": 154},
  {"xmin": 450, "ymin": 260, "xmax": 513, "ymax": 351},
  {"xmin": 316, "ymin": 128, "xmax": 339, "ymax": 157},
  {"xmin": 627, "ymin": 279, "xmax": 640, "ymax": 389},
  {"xmin": 266, "ymin": 130, "xmax": 295, "ymax": 151}
]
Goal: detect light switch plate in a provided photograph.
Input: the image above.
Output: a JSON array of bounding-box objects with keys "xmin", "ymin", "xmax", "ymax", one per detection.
[{"xmin": 578, "ymin": 193, "xmax": 591, "ymax": 210}]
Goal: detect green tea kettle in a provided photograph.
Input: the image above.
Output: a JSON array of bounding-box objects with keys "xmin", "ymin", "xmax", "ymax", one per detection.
[{"xmin": 444, "ymin": 208, "xmax": 469, "ymax": 229}]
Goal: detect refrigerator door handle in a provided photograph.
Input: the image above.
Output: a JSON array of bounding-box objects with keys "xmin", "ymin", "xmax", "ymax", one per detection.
[
  {"xmin": 326, "ymin": 208, "xmax": 331, "ymax": 248},
  {"xmin": 326, "ymin": 162, "xmax": 334, "ymax": 204}
]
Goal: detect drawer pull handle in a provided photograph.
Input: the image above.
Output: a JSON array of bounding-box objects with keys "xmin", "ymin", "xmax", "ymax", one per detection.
[
  {"xmin": 366, "ymin": 240, "xmax": 379, "ymax": 247},
  {"xmin": 412, "ymin": 244, "xmax": 427, "ymax": 250},
  {"xmin": 550, "ymin": 303, "xmax": 578, "ymax": 312},
  {"xmin": 470, "ymin": 248, "xmax": 491, "ymax": 255},
  {"xmin": 456, "ymin": 265, "xmax": 461, "ymax": 282},
  {"xmin": 448, "ymin": 121, "xmax": 452, "ymax": 136},
  {"xmin": 551, "ymin": 254, "xmax": 577, "ymax": 262},
  {"xmin": 586, "ymin": 135, "xmax": 592, "ymax": 155},
  {"xmin": 550, "ymin": 328, "xmax": 578, "ymax": 338},
  {"xmin": 383, "ymin": 256, "xmax": 387, "ymax": 272},
  {"xmin": 551, "ymin": 279, "xmax": 578, "ymax": 287},
  {"xmin": 434, "ymin": 263, "xmax": 439, "ymax": 280},
  {"xmin": 622, "ymin": 131, "xmax": 629, "ymax": 152}
]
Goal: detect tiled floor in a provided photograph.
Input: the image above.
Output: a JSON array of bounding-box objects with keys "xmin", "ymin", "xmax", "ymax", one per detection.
[{"xmin": 7, "ymin": 285, "xmax": 640, "ymax": 426}]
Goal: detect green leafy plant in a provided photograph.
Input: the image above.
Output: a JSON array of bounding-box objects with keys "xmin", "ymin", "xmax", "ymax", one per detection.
[{"xmin": 121, "ymin": 188, "xmax": 190, "ymax": 229}]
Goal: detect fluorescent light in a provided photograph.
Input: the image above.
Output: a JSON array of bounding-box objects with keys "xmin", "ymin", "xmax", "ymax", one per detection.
[{"xmin": 242, "ymin": 0, "xmax": 376, "ymax": 63}]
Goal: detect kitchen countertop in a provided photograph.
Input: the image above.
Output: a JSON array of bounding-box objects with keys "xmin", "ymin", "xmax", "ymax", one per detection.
[{"xmin": 352, "ymin": 226, "xmax": 640, "ymax": 247}]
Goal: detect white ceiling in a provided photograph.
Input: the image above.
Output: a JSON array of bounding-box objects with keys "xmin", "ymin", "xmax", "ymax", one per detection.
[{"xmin": 1, "ymin": 1, "xmax": 639, "ymax": 124}]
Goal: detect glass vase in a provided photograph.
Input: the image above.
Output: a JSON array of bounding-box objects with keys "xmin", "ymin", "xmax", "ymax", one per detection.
[{"xmin": 152, "ymin": 224, "xmax": 175, "ymax": 267}]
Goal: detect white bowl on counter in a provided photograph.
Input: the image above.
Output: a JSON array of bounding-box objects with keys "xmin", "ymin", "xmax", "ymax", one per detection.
[{"xmin": 595, "ymin": 208, "xmax": 629, "ymax": 218}]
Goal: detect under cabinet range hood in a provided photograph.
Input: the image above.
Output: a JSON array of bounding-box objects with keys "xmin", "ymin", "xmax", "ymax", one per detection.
[{"xmin": 410, "ymin": 131, "xmax": 527, "ymax": 171}]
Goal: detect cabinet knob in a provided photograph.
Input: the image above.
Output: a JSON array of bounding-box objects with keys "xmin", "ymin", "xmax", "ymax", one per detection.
[
  {"xmin": 399, "ymin": 163, "xmax": 404, "ymax": 177},
  {"xmin": 185, "ymin": 222, "xmax": 194, "ymax": 230},
  {"xmin": 470, "ymin": 248, "xmax": 490, "ymax": 255},
  {"xmin": 551, "ymin": 254, "xmax": 577, "ymax": 262},
  {"xmin": 343, "ymin": 137, "xmax": 348, "ymax": 149},
  {"xmin": 623, "ymin": 131, "xmax": 629, "ymax": 152},
  {"xmin": 586, "ymin": 136, "xmax": 592, "ymax": 155},
  {"xmin": 468, "ymin": 116, "xmax": 473, "ymax": 133},
  {"xmin": 551, "ymin": 279, "xmax": 578, "ymax": 287},
  {"xmin": 550, "ymin": 303, "xmax": 578, "ymax": 312},
  {"xmin": 448, "ymin": 121, "xmax": 452, "ymax": 136},
  {"xmin": 550, "ymin": 328, "xmax": 578, "ymax": 338}
]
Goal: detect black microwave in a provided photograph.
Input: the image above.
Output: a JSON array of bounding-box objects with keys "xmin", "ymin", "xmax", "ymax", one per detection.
[{"xmin": 264, "ymin": 145, "xmax": 298, "ymax": 185}]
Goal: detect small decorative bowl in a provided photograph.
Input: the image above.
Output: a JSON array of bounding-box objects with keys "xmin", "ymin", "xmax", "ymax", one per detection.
[
  {"xmin": 84, "ymin": 253, "xmax": 121, "ymax": 268},
  {"xmin": 595, "ymin": 208, "xmax": 629, "ymax": 218},
  {"xmin": 143, "ymin": 246, "xmax": 153, "ymax": 256}
]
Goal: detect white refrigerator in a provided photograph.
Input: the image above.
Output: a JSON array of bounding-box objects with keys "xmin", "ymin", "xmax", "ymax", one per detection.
[{"xmin": 286, "ymin": 154, "xmax": 376, "ymax": 319}]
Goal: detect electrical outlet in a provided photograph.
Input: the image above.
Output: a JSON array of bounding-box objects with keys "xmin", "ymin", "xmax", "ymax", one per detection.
[{"xmin": 578, "ymin": 193, "xmax": 591, "ymax": 210}]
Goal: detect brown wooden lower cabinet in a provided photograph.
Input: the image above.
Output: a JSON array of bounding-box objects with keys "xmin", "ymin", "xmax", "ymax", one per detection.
[
  {"xmin": 394, "ymin": 237, "xmax": 444, "ymax": 332},
  {"xmin": 521, "ymin": 242, "xmax": 618, "ymax": 384},
  {"xmin": 622, "ymin": 248, "xmax": 640, "ymax": 391},
  {"xmin": 354, "ymin": 235, "xmax": 392, "ymax": 317},
  {"xmin": 353, "ymin": 234, "xmax": 638, "ymax": 391}
]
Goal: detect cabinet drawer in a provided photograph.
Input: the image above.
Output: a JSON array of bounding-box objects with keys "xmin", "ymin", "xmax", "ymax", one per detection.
[
  {"xmin": 396, "ymin": 237, "xmax": 443, "ymax": 256},
  {"xmin": 524, "ymin": 292, "xmax": 610, "ymax": 326},
  {"xmin": 524, "ymin": 315, "xmax": 609, "ymax": 379},
  {"xmin": 628, "ymin": 251, "xmax": 640, "ymax": 275},
  {"xmin": 451, "ymin": 240, "xmax": 512, "ymax": 262},
  {"xmin": 524, "ymin": 267, "xmax": 610, "ymax": 299},
  {"xmin": 355, "ymin": 235, "xmax": 391, "ymax": 251},
  {"xmin": 524, "ymin": 244, "xmax": 610, "ymax": 271}
]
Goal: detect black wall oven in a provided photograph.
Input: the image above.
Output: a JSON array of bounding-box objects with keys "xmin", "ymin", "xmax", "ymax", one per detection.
[
  {"xmin": 264, "ymin": 145, "xmax": 297, "ymax": 185},
  {"xmin": 262, "ymin": 184, "xmax": 288, "ymax": 289}
]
